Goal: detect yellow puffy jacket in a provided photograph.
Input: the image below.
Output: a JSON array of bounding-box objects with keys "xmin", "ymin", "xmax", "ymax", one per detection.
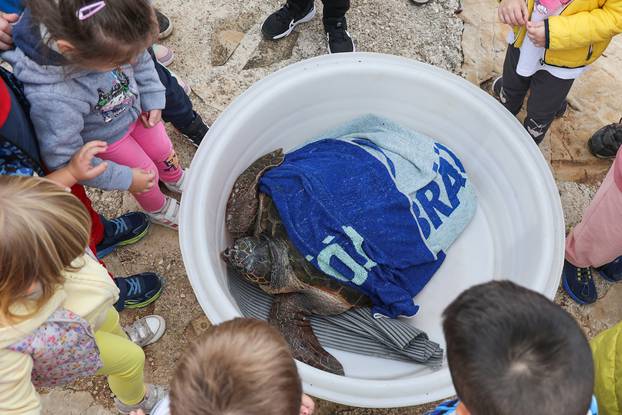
[
  {"xmin": 591, "ymin": 321, "xmax": 622, "ymax": 415},
  {"xmin": 511, "ymin": 0, "xmax": 622, "ymax": 67}
]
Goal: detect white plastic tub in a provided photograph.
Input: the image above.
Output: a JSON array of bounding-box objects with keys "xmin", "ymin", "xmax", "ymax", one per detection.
[{"xmin": 180, "ymin": 53, "xmax": 565, "ymax": 408}]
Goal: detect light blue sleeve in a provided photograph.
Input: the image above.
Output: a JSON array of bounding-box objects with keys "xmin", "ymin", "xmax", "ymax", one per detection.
[{"xmin": 133, "ymin": 50, "xmax": 166, "ymax": 112}]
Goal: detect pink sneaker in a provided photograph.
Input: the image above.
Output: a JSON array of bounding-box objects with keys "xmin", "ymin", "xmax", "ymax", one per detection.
[{"xmin": 153, "ymin": 44, "xmax": 174, "ymax": 67}]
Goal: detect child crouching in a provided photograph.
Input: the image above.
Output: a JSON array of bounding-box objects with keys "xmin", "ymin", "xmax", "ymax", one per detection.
[
  {"xmin": 0, "ymin": 176, "xmax": 166, "ymax": 414},
  {"xmin": 140, "ymin": 318, "xmax": 314, "ymax": 415},
  {"xmin": 427, "ymin": 280, "xmax": 597, "ymax": 415}
]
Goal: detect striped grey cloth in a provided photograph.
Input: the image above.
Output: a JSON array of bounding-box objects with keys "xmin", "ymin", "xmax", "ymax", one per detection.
[{"xmin": 228, "ymin": 273, "xmax": 444, "ymax": 368}]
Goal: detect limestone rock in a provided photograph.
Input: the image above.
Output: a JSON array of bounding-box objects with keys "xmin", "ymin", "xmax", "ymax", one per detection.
[{"xmin": 212, "ymin": 30, "xmax": 245, "ymax": 66}]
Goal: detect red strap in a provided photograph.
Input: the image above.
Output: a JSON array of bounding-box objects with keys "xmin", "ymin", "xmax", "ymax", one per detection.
[{"xmin": 0, "ymin": 79, "xmax": 11, "ymax": 127}]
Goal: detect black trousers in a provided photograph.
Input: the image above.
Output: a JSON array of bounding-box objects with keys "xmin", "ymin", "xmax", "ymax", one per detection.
[
  {"xmin": 148, "ymin": 47, "xmax": 196, "ymax": 132},
  {"xmin": 288, "ymin": 0, "xmax": 350, "ymax": 24},
  {"xmin": 500, "ymin": 45, "xmax": 574, "ymax": 144}
]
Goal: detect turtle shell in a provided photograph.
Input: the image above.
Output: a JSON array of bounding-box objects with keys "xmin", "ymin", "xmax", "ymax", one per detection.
[
  {"xmin": 254, "ymin": 193, "xmax": 371, "ymax": 309},
  {"xmin": 225, "ymin": 149, "xmax": 285, "ymax": 239}
]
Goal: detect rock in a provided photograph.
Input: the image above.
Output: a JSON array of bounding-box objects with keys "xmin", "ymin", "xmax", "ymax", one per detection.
[
  {"xmin": 212, "ymin": 30, "xmax": 245, "ymax": 66},
  {"xmin": 41, "ymin": 390, "xmax": 113, "ymax": 415},
  {"xmin": 244, "ymin": 33, "xmax": 300, "ymax": 70},
  {"xmin": 190, "ymin": 315, "xmax": 212, "ymax": 337}
]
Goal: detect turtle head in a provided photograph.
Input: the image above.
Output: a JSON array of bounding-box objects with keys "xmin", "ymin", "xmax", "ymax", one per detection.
[{"xmin": 222, "ymin": 236, "xmax": 273, "ymax": 286}]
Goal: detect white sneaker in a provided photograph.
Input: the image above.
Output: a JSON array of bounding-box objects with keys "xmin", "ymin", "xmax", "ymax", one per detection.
[
  {"xmin": 115, "ymin": 383, "xmax": 168, "ymax": 414},
  {"xmin": 163, "ymin": 169, "xmax": 187, "ymax": 194},
  {"xmin": 124, "ymin": 315, "xmax": 166, "ymax": 347},
  {"xmin": 147, "ymin": 196, "xmax": 180, "ymax": 229}
]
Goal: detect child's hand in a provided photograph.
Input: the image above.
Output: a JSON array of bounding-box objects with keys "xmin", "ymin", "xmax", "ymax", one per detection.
[
  {"xmin": 300, "ymin": 394, "xmax": 315, "ymax": 415},
  {"xmin": 140, "ymin": 109, "xmax": 162, "ymax": 128},
  {"xmin": 129, "ymin": 168, "xmax": 156, "ymax": 193},
  {"xmin": 526, "ymin": 21, "xmax": 546, "ymax": 47},
  {"xmin": 67, "ymin": 141, "xmax": 108, "ymax": 181},
  {"xmin": 129, "ymin": 411, "xmax": 145, "ymax": 415},
  {"xmin": 0, "ymin": 12, "xmax": 18, "ymax": 50},
  {"xmin": 498, "ymin": 0, "xmax": 528, "ymax": 26}
]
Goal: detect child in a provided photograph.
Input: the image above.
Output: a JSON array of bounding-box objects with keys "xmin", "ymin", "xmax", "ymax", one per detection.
[
  {"xmin": 493, "ymin": 0, "xmax": 622, "ymax": 144},
  {"xmin": 591, "ymin": 321, "xmax": 622, "ymax": 415},
  {"xmin": 0, "ymin": 2, "xmax": 209, "ymax": 147},
  {"xmin": 2, "ymin": 0, "xmax": 186, "ymax": 229},
  {"xmin": 0, "ymin": 176, "xmax": 167, "ymax": 414},
  {"xmin": 0, "ymin": 67, "xmax": 164, "ymax": 311},
  {"xmin": 562, "ymin": 144, "xmax": 622, "ymax": 304},
  {"xmin": 427, "ymin": 280, "xmax": 597, "ymax": 415},
  {"xmin": 133, "ymin": 318, "xmax": 315, "ymax": 415}
]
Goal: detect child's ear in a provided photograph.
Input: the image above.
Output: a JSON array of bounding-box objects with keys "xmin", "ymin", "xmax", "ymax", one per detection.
[
  {"xmin": 456, "ymin": 402, "xmax": 471, "ymax": 415},
  {"xmin": 56, "ymin": 40, "xmax": 75, "ymax": 55}
]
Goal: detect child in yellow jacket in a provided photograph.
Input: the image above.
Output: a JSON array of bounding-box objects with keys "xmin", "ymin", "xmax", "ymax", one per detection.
[
  {"xmin": 0, "ymin": 176, "xmax": 167, "ymax": 414},
  {"xmin": 493, "ymin": 0, "xmax": 622, "ymax": 143}
]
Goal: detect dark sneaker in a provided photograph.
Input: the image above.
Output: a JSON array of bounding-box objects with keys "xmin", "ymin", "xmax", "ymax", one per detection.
[
  {"xmin": 588, "ymin": 118, "xmax": 622, "ymax": 159},
  {"xmin": 96, "ymin": 212, "xmax": 150, "ymax": 259},
  {"xmin": 155, "ymin": 9, "xmax": 173, "ymax": 39},
  {"xmin": 261, "ymin": 3, "xmax": 316, "ymax": 40},
  {"xmin": 562, "ymin": 260, "xmax": 597, "ymax": 305},
  {"xmin": 491, "ymin": 76, "xmax": 507, "ymax": 105},
  {"xmin": 325, "ymin": 18, "xmax": 354, "ymax": 54},
  {"xmin": 116, "ymin": 272, "xmax": 165, "ymax": 310},
  {"xmin": 597, "ymin": 256, "xmax": 622, "ymax": 282},
  {"xmin": 179, "ymin": 112, "xmax": 209, "ymax": 147}
]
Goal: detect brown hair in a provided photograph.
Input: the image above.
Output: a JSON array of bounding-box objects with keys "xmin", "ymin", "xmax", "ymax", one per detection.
[
  {"xmin": 27, "ymin": 0, "xmax": 158, "ymax": 68},
  {"xmin": 170, "ymin": 318, "xmax": 303, "ymax": 415},
  {"xmin": 0, "ymin": 176, "xmax": 91, "ymax": 323}
]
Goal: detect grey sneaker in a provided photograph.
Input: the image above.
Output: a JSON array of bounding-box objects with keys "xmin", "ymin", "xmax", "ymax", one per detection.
[
  {"xmin": 163, "ymin": 169, "xmax": 187, "ymax": 194},
  {"xmin": 125, "ymin": 315, "xmax": 166, "ymax": 347},
  {"xmin": 115, "ymin": 383, "xmax": 168, "ymax": 414}
]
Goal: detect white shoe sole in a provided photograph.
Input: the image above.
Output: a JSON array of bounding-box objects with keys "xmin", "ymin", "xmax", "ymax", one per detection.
[{"xmin": 270, "ymin": 6, "xmax": 316, "ymax": 40}]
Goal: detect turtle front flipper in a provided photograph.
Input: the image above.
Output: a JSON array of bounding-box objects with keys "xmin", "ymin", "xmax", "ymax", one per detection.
[{"xmin": 269, "ymin": 293, "xmax": 344, "ymax": 376}]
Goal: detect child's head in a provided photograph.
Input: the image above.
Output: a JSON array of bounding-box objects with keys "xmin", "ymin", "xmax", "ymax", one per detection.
[
  {"xmin": 443, "ymin": 280, "xmax": 594, "ymax": 415},
  {"xmin": 169, "ymin": 318, "xmax": 303, "ymax": 415},
  {"xmin": 28, "ymin": 0, "xmax": 158, "ymax": 69},
  {"xmin": 0, "ymin": 176, "xmax": 90, "ymax": 322}
]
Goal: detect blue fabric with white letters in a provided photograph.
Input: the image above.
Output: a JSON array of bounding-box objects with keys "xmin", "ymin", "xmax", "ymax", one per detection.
[{"xmin": 259, "ymin": 115, "xmax": 477, "ymax": 318}]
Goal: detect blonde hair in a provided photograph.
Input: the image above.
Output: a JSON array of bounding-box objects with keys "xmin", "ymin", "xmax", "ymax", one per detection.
[
  {"xmin": 170, "ymin": 318, "xmax": 303, "ymax": 415},
  {"xmin": 0, "ymin": 176, "xmax": 91, "ymax": 323}
]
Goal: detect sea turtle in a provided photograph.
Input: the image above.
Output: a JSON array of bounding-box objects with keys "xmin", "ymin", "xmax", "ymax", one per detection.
[{"xmin": 222, "ymin": 149, "xmax": 371, "ymax": 375}]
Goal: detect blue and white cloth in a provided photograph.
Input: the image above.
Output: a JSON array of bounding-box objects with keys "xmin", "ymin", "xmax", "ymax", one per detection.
[
  {"xmin": 426, "ymin": 396, "xmax": 600, "ymax": 414},
  {"xmin": 259, "ymin": 115, "xmax": 477, "ymax": 318}
]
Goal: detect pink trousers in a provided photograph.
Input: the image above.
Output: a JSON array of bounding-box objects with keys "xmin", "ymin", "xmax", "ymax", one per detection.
[
  {"xmin": 565, "ymin": 152, "xmax": 622, "ymax": 268},
  {"xmin": 99, "ymin": 120, "xmax": 182, "ymax": 212}
]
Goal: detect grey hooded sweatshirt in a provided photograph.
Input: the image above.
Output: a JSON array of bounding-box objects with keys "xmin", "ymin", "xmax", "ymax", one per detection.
[{"xmin": 2, "ymin": 11, "xmax": 166, "ymax": 190}]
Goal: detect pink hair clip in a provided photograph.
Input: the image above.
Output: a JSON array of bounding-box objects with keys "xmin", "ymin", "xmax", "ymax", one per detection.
[{"xmin": 77, "ymin": 1, "xmax": 106, "ymax": 20}]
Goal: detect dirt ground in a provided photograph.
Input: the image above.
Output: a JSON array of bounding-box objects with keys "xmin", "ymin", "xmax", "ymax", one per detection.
[{"xmin": 39, "ymin": 0, "xmax": 622, "ymax": 413}]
